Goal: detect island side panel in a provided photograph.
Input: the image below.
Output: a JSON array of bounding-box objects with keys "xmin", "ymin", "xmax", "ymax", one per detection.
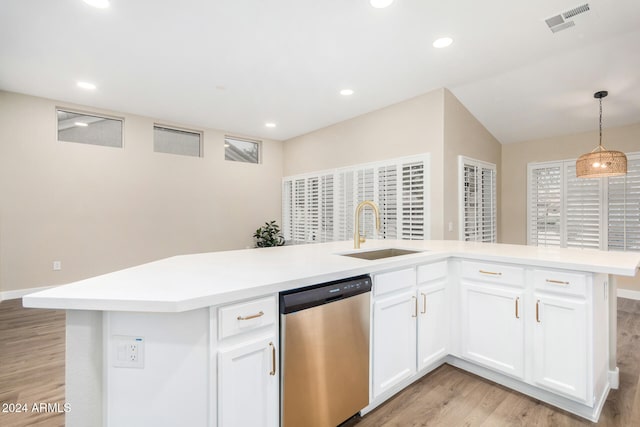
[
  {"xmin": 66, "ymin": 310, "xmax": 103, "ymax": 427},
  {"xmin": 105, "ymin": 309, "xmax": 210, "ymax": 427},
  {"xmin": 609, "ymin": 275, "xmax": 619, "ymax": 388}
]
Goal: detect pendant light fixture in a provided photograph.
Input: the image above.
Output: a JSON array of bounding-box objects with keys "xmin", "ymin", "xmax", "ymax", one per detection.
[{"xmin": 576, "ymin": 91, "xmax": 627, "ymax": 178}]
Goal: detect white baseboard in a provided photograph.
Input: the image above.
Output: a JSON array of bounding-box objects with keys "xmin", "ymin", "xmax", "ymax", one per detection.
[
  {"xmin": 617, "ymin": 288, "xmax": 640, "ymax": 300},
  {"xmin": 0, "ymin": 286, "xmax": 54, "ymax": 302}
]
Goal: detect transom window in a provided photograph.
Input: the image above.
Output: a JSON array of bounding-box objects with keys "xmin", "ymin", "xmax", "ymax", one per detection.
[{"xmin": 57, "ymin": 108, "xmax": 123, "ymax": 148}]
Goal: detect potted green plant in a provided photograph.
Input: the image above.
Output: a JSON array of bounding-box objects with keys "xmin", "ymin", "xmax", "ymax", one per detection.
[{"xmin": 253, "ymin": 220, "xmax": 285, "ymax": 248}]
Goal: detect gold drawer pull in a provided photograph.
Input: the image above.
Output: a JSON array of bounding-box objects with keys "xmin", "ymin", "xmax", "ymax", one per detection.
[
  {"xmin": 479, "ymin": 270, "xmax": 502, "ymax": 276},
  {"xmin": 269, "ymin": 342, "xmax": 276, "ymax": 376},
  {"xmin": 411, "ymin": 296, "xmax": 418, "ymax": 318},
  {"xmin": 536, "ymin": 300, "xmax": 541, "ymax": 323},
  {"xmin": 421, "ymin": 293, "xmax": 427, "ymax": 315},
  {"xmin": 515, "ymin": 297, "xmax": 520, "ymax": 319},
  {"xmin": 237, "ymin": 311, "xmax": 264, "ymax": 321},
  {"xmin": 546, "ymin": 279, "xmax": 570, "ymax": 285}
]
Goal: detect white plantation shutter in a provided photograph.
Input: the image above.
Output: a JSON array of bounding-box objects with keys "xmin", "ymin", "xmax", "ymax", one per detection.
[
  {"xmin": 462, "ymin": 163, "xmax": 479, "ymax": 241},
  {"xmin": 402, "ymin": 161, "xmax": 426, "ymax": 240},
  {"xmin": 528, "ymin": 163, "xmax": 562, "ymax": 247},
  {"xmin": 292, "ymin": 178, "xmax": 307, "ymax": 243},
  {"xmin": 319, "ymin": 174, "xmax": 335, "ymax": 242},
  {"xmin": 459, "ymin": 157, "xmax": 497, "ymax": 242},
  {"xmin": 282, "ymin": 180, "xmax": 293, "ymax": 241},
  {"xmin": 336, "ymin": 170, "xmax": 354, "ymax": 241},
  {"xmin": 282, "ymin": 174, "xmax": 335, "ymax": 244},
  {"xmin": 565, "ymin": 163, "xmax": 602, "ymax": 249},
  {"xmin": 356, "ymin": 168, "xmax": 376, "ymax": 239},
  {"xmin": 481, "ymin": 167, "xmax": 497, "ymax": 242},
  {"xmin": 528, "ymin": 152, "xmax": 639, "ymax": 252},
  {"xmin": 377, "ymin": 165, "xmax": 398, "ymax": 239},
  {"xmin": 307, "ymin": 176, "xmax": 320, "ymax": 242},
  {"xmin": 283, "ymin": 154, "xmax": 430, "ymax": 244},
  {"xmin": 608, "ymin": 154, "xmax": 640, "ymax": 251}
]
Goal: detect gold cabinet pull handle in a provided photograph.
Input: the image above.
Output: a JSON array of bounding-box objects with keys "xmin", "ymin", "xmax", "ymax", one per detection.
[
  {"xmin": 515, "ymin": 297, "xmax": 520, "ymax": 319},
  {"xmin": 269, "ymin": 342, "xmax": 276, "ymax": 376},
  {"xmin": 237, "ymin": 311, "xmax": 264, "ymax": 321},
  {"xmin": 536, "ymin": 300, "xmax": 541, "ymax": 323},
  {"xmin": 479, "ymin": 270, "xmax": 502, "ymax": 276},
  {"xmin": 546, "ymin": 279, "xmax": 570, "ymax": 285},
  {"xmin": 412, "ymin": 296, "xmax": 418, "ymax": 318},
  {"xmin": 421, "ymin": 293, "xmax": 427, "ymax": 315}
]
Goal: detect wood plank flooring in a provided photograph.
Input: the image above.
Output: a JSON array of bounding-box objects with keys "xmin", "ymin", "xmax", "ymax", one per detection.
[
  {"xmin": 0, "ymin": 298, "xmax": 639, "ymax": 426},
  {"xmin": 0, "ymin": 299, "xmax": 65, "ymax": 427}
]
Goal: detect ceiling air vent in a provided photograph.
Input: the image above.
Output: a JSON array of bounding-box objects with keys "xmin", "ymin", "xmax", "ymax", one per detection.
[
  {"xmin": 563, "ymin": 4, "xmax": 590, "ymax": 19},
  {"xmin": 545, "ymin": 3, "xmax": 590, "ymax": 33}
]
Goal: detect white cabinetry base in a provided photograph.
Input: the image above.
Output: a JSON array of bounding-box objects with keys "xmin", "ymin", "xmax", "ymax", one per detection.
[{"xmin": 447, "ymin": 357, "xmax": 610, "ymax": 423}]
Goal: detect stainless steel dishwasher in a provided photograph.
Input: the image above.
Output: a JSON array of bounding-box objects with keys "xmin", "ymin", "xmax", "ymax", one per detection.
[{"xmin": 280, "ymin": 275, "xmax": 372, "ymax": 427}]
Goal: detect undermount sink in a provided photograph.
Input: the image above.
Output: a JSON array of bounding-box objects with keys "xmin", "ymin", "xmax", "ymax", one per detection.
[{"xmin": 340, "ymin": 248, "xmax": 423, "ymax": 260}]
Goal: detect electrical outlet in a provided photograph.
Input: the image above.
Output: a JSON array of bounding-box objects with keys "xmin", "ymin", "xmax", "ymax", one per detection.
[
  {"xmin": 52, "ymin": 261, "xmax": 62, "ymax": 271},
  {"xmin": 112, "ymin": 336, "xmax": 144, "ymax": 368}
]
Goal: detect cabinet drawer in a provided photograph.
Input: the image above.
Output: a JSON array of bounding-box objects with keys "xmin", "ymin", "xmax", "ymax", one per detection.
[
  {"xmin": 218, "ymin": 296, "xmax": 276, "ymax": 340},
  {"xmin": 533, "ymin": 269, "xmax": 588, "ymax": 297},
  {"xmin": 417, "ymin": 261, "xmax": 447, "ymax": 284},
  {"xmin": 461, "ymin": 261, "xmax": 524, "ymax": 286},
  {"xmin": 373, "ymin": 268, "xmax": 415, "ymax": 297}
]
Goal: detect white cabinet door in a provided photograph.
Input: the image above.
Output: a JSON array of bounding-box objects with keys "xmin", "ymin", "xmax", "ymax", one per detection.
[
  {"xmin": 218, "ymin": 336, "xmax": 278, "ymax": 427},
  {"xmin": 533, "ymin": 293, "xmax": 588, "ymax": 402},
  {"xmin": 417, "ymin": 280, "xmax": 448, "ymax": 370},
  {"xmin": 372, "ymin": 289, "xmax": 417, "ymax": 398},
  {"xmin": 460, "ymin": 282, "xmax": 524, "ymax": 379}
]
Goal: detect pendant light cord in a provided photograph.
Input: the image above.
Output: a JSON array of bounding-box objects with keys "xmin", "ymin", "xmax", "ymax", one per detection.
[{"xmin": 598, "ymin": 96, "xmax": 603, "ymax": 163}]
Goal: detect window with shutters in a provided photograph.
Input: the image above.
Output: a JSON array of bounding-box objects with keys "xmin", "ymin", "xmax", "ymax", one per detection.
[
  {"xmin": 565, "ymin": 163, "xmax": 602, "ymax": 249},
  {"xmin": 528, "ymin": 163, "xmax": 562, "ymax": 247},
  {"xmin": 282, "ymin": 173, "xmax": 335, "ymax": 244},
  {"xmin": 282, "ymin": 154, "xmax": 430, "ymax": 245},
  {"xmin": 527, "ymin": 153, "xmax": 639, "ymax": 252},
  {"xmin": 458, "ymin": 157, "xmax": 497, "ymax": 242},
  {"xmin": 608, "ymin": 154, "xmax": 640, "ymax": 251}
]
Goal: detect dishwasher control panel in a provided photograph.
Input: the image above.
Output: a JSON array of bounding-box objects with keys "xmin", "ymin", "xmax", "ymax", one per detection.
[{"xmin": 279, "ymin": 275, "xmax": 372, "ymax": 314}]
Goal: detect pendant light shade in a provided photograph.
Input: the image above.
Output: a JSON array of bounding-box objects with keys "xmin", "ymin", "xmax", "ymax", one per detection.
[{"xmin": 576, "ymin": 91, "xmax": 627, "ymax": 178}]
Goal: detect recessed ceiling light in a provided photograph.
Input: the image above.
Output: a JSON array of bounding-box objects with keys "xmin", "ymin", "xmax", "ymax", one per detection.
[
  {"xmin": 340, "ymin": 89, "xmax": 354, "ymax": 96},
  {"xmin": 83, "ymin": 0, "xmax": 110, "ymax": 8},
  {"xmin": 74, "ymin": 122, "xmax": 89, "ymax": 127},
  {"xmin": 433, "ymin": 37, "xmax": 453, "ymax": 49},
  {"xmin": 370, "ymin": 0, "xmax": 394, "ymax": 8},
  {"xmin": 265, "ymin": 123, "xmax": 276, "ymax": 128},
  {"xmin": 77, "ymin": 81, "xmax": 96, "ymax": 90}
]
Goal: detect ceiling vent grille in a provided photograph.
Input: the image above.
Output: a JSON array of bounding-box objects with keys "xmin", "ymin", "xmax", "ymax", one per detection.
[
  {"xmin": 563, "ymin": 4, "xmax": 590, "ymax": 19},
  {"xmin": 545, "ymin": 3, "xmax": 590, "ymax": 33}
]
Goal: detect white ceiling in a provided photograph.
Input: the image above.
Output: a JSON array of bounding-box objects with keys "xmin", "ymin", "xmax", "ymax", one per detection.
[{"xmin": 1, "ymin": 0, "xmax": 639, "ymax": 144}]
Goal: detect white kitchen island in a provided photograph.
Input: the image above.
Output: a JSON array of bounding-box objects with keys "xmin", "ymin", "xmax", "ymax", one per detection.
[{"xmin": 23, "ymin": 240, "xmax": 640, "ymax": 427}]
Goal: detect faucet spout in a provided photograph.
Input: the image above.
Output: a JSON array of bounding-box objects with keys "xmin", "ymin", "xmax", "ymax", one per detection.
[{"xmin": 354, "ymin": 200, "xmax": 381, "ymax": 249}]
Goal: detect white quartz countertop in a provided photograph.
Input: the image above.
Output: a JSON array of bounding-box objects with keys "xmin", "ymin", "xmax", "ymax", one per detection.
[{"xmin": 23, "ymin": 240, "xmax": 640, "ymax": 312}]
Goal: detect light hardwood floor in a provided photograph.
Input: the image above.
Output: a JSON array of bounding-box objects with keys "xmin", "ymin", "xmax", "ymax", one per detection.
[
  {"xmin": 0, "ymin": 298, "xmax": 639, "ymax": 427},
  {"xmin": 0, "ymin": 299, "xmax": 65, "ymax": 427}
]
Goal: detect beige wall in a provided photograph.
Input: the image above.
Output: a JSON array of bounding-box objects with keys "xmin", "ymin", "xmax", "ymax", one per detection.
[
  {"xmin": 501, "ymin": 122, "xmax": 640, "ymax": 290},
  {"xmin": 0, "ymin": 91, "xmax": 283, "ymax": 293},
  {"xmin": 283, "ymin": 89, "xmax": 446, "ymax": 239},
  {"xmin": 283, "ymin": 88, "xmax": 502, "ymax": 241},
  {"xmin": 443, "ymin": 89, "xmax": 502, "ymax": 240}
]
